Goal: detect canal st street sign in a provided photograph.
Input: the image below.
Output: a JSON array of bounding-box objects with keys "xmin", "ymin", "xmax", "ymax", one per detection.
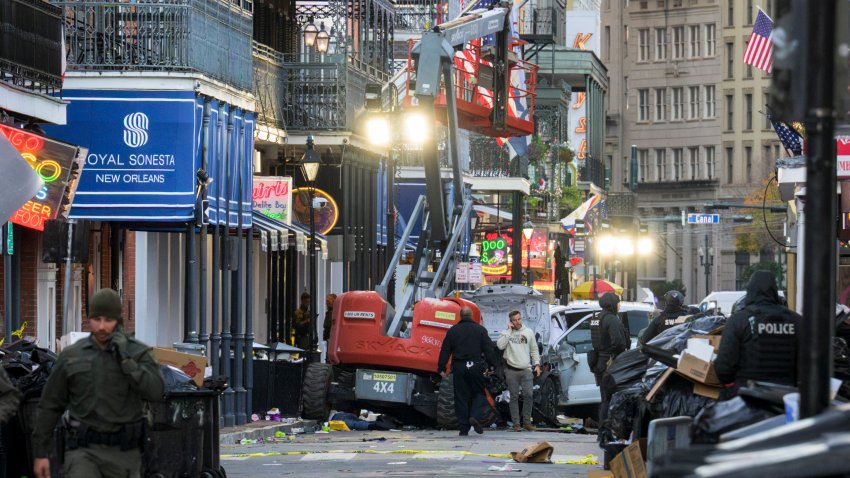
[
  {"xmin": 687, "ymin": 213, "xmax": 720, "ymax": 224},
  {"xmin": 0, "ymin": 124, "xmax": 84, "ymax": 231}
]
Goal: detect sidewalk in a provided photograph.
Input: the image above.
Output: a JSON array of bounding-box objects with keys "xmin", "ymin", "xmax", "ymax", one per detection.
[{"xmin": 220, "ymin": 419, "xmax": 319, "ymax": 445}]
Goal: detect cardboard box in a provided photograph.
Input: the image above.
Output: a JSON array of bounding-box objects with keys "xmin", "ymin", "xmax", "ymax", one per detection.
[
  {"xmin": 645, "ymin": 368, "xmax": 675, "ymax": 402},
  {"xmin": 610, "ymin": 439, "xmax": 647, "ymax": 478},
  {"xmin": 693, "ymin": 382, "xmax": 722, "ymax": 399},
  {"xmin": 691, "ymin": 334, "xmax": 722, "ymax": 352},
  {"xmin": 588, "ymin": 471, "xmax": 615, "ymax": 478},
  {"xmin": 153, "ymin": 347, "xmax": 207, "ymax": 387},
  {"xmin": 676, "ymin": 351, "xmax": 721, "ymax": 386}
]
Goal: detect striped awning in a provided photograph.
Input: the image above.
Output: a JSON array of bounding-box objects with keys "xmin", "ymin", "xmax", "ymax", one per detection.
[{"xmin": 252, "ymin": 211, "xmax": 327, "ymax": 256}]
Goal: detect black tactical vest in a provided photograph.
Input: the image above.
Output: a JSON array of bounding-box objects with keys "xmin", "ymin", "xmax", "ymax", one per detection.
[
  {"xmin": 657, "ymin": 307, "xmax": 687, "ymax": 334},
  {"xmin": 590, "ymin": 312, "xmax": 610, "ymax": 352},
  {"xmin": 737, "ymin": 307, "xmax": 800, "ymax": 385}
]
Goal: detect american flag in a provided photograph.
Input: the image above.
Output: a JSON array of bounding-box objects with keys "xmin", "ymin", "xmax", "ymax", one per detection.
[
  {"xmin": 770, "ymin": 116, "xmax": 803, "ymax": 156},
  {"xmin": 743, "ymin": 9, "xmax": 774, "ymax": 72}
]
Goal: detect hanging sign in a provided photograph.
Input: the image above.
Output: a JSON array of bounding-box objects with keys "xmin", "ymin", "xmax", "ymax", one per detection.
[
  {"xmin": 468, "ymin": 260, "xmax": 483, "ymax": 283},
  {"xmin": 480, "ymin": 236, "xmax": 510, "ymax": 276},
  {"xmin": 253, "ymin": 176, "xmax": 293, "ymax": 224},
  {"xmin": 456, "ymin": 262, "xmax": 470, "ymax": 283}
]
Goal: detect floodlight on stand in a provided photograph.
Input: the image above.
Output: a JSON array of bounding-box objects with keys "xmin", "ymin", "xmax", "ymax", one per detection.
[
  {"xmin": 402, "ymin": 111, "xmax": 430, "ymax": 145},
  {"xmin": 637, "ymin": 237, "xmax": 653, "ymax": 256},
  {"xmin": 316, "ymin": 24, "xmax": 330, "ymax": 53},
  {"xmin": 366, "ymin": 116, "xmax": 391, "ymax": 145},
  {"xmin": 301, "ymin": 135, "xmax": 321, "ymax": 182},
  {"xmin": 596, "ymin": 235, "xmax": 615, "ymax": 256},
  {"xmin": 615, "ymin": 236, "xmax": 635, "ymax": 256},
  {"xmin": 303, "ymin": 22, "xmax": 318, "ymax": 47}
]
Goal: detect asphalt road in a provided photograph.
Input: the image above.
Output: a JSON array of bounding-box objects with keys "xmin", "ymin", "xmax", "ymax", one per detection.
[{"xmin": 221, "ymin": 428, "xmax": 603, "ymax": 477}]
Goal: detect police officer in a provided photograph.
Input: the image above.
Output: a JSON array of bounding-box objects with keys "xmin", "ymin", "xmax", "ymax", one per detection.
[
  {"xmin": 437, "ymin": 306, "xmax": 497, "ymax": 436},
  {"xmin": 589, "ymin": 292, "xmax": 628, "ymax": 426},
  {"xmin": 640, "ymin": 290, "xmax": 688, "ymax": 345},
  {"xmin": 32, "ymin": 288, "xmax": 164, "ymax": 478},
  {"xmin": 715, "ymin": 271, "xmax": 801, "ymax": 394}
]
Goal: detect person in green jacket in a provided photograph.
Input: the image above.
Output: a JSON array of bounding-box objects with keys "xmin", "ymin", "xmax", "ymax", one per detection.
[{"xmin": 32, "ymin": 288, "xmax": 164, "ymax": 478}]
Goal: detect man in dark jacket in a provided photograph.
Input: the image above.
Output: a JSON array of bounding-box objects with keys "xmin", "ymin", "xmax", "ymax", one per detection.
[
  {"xmin": 590, "ymin": 292, "xmax": 627, "ymax": 427},
  {"xmin": 640, "ymin": 290, "xmax": 688, "ymax": 345},
  {"xmin": 437, "ymin": 306, "xmax": 497, "ymax": 436},
  {"xmin": 715, "ymin": 271, "xmax": 801, "ymax": 394}
]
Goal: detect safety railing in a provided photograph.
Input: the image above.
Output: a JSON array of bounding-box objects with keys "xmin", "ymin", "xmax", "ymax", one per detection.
[
  {"xmin": 57, "ymin": 0, "xmax": 253, "ymax": 91},
  {"xmin": 0, "ymin": 0, "xmax": 64, "ymax": 95}
]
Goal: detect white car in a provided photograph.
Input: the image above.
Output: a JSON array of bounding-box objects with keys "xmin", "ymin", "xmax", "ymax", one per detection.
[
  {"xmin": 698, "ymin": 291, "xmax": 746, "ymax": 316},
  {"xmin": 546, "ymin": 301, "xmax": 655, "ymax": 407}
]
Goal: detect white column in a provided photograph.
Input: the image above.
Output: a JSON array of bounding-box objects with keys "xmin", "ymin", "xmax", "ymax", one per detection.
[
  {"xmin": 135, "ymin": 232, "xmax": 156, "ymax": 345},
  {"xmin": 37, "ymin": 264, "xmax": 57, "ymax": 350}
]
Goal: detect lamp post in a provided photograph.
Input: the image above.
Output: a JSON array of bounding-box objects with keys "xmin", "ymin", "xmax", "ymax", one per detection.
[
  {"xmin": 698, "ymin": 234, "xmax": 714, "ymax": 298},
  {"xmin": 301, "ymin": 135, "xmax": 322, "ymax": 363},
  {"xmin": 522, "ymin": 220, "xmax": 534, "ymax": 287}
]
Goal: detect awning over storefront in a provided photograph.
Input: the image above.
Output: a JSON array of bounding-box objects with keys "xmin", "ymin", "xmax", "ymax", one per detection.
[
  {"xmin": 252, "ymin": 210, "xmax": 327, "ymax": 255},
  {"xmin": 42, "ymin": 91, "xmax": 253, "ymax": 226}
]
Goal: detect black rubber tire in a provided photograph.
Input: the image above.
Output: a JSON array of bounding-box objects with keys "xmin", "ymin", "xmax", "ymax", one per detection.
[
  {"xmin": 532, "ymin": 378, "xmax": 560, "ymax": 427},
  {"xmin": 302, "ymin": 362, "xmax": 333, "ymax": 420},
  {"xmin": 437, "ymin": 375, "xmax": 458, "ymax": 430},
  {"xmin": 437, "ymin": 375, "xmax": 500, "ymax": 430}
]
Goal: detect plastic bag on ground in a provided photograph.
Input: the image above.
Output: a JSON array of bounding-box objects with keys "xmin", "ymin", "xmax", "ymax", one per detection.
[{"xmin": 691, "ymin": 396, "xmax": 778, "ymax": 444}]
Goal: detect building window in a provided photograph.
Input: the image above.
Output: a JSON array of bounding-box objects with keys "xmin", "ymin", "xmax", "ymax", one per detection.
[
  {"xmin": 638, "ymin": 88, "xmax": 650, "ymax": 121},
  {"xmin": 726, "ymin": 94, "xmax": 734, "ymax": 131},
  {"xmin": 604, "ymin": 26, "xmax": 611, "ymax": 60},
  {"xmin": 705, "ymin": 23, "xmax": 716, "ymax": 56},
  {"xmin": 673, "ymin": 26, "xmax": 685, "ymax": 59},
  {"xmin": 656, "ymin": 149, "xmax": 667, "ymax": 181},
  {"xmin": 688, "ymin": 25, "xmax": 701, "ymax": 58},
  {"xmin": 746, "ymin": 0, "xmax": 754, "ymax": 25},
  {"xmin": 655, "ymin": 28, "xmax": 667, "ymax": 60},
  {"xmin": 673, "ymin": 148, "xmax": 683, "ymax": 180},
  {"xmin": 704, "ymin": 85, "xmax": 716, "ymax": 118},
  {"xmin": 727, "ymin": 0, "xmax": 734, "ymax": 27},
  {"xmin": 745, "ymin": 146, "xmax": 752, "ymax": 182},
  {"xmin": 639, "ymin": 28, "xmax": 650, "ymax": 61},
  {"xmin": 706, "ymin": 146, "xmax": 715, "ymax": 179},
  {"xmin": 689, "ymin": 147, "xmax": 700, "ymax": 179},
  {"xmin": 726, "ymin": 43, "xmax": 734, "ymax": 78},
  {"xmin": 745, "ymin": 41, "xmax": 753, "ymax": 78},
  {"xmin": 672, "ymin": 87, "xmax": 684, "ymax": 120},
  {"xmin": 764, "ymin": 93, "xmax": 772, "ymax": 129},
  {"xmin": 689, "ymin": 86, "xmax": 700, "ymax": 119},
  {"xmin": 726, "ymin": 146, "xmax": 734, "ymax": 184},
  {"xmin": 639, "ymin": 149, "xmax": 648, "ymax": 182},
  {"xmin": 744, "ymin": 93, "xmax": 753, "ymax": 130},
  {"xmin": 655, "ymin": 88, "xmax": 667, "ymax": 121},
  {"xmin": 774, "ymin": 144, "xmax": 781, "ymax": 160}
]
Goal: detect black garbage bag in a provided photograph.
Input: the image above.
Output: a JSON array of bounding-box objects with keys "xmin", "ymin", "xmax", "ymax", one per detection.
[
  {"xmin": 603, "ymin": 349, "xmax": 650, "ymax": 394},
  {"xmin": 642, "ymin": 361, "xmax": 670, "ymax": 392},
  {"xmin": 652, "ymin": 374, "xmax": 715, "ymax": 419},
  {"xmin": 604, "ymin": 385, "xmax": 643, "ymax": 440},
  {"xmin": 160, "ymin": 364, "xmax": 197, "ymax": 392},
  {"xmin": 640, "ymin": 343, "xmax": 678, "ymax": 368},
  {"xmin": 691, "ymin": 397, "xmax": 778, "ymax": 444},
  {"xmin": 645, "ymin": 315, "xmax": 727, "ymax": 352}
]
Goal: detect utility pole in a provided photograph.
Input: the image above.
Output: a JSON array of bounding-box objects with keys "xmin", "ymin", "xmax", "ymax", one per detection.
[
  {"xmin": 698, "ymin": 234, "xmax": 713, "ymax": 297},
  {"xmin": 800, "ymin": 0, "xmax": 837, "ymax": 419}
]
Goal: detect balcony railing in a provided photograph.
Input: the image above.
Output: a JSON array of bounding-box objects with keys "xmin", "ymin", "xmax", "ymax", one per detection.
[
  {"xmin": 518, "ymin": 6, "xmax": 558, "ymax": 43},
  {"xmin": 1, "ymin": 0, "xmax": 64, "ymax": 95},
  {"xmin": 253, "ymin": 42, "xmax": 286, "ymax": 132},
  {"xmin": 57, "ymin": 0, "xmax": 253, "ymax": 91},
  {"xmin": 394, "ymin": 2, "xmax": 436, "ymax": 32}
]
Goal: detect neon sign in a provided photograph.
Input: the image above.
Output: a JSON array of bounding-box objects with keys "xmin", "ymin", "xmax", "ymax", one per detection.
[
  {"xmin": 480, "ymin": 236, "xmax": 509, "ymax": 275},
  {"xmin": 0, "ymin": 125, "xmax": 81, "ymax": 231}
]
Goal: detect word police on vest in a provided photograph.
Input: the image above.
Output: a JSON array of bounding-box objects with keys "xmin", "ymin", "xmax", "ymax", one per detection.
[{"xmin": 758, "ymin": 323, "xmax": 795, "ymax": 335}]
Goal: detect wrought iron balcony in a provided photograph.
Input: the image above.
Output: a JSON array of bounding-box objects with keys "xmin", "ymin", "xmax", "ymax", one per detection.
[
  {"xmin": 0, "ymin": 0, "xmax": 64, "ymax": 95},
  {"xmin": 518, "ymin": 5, "xmax": 559, "ymax": 44},
  {"xmin": 393, "ymin": 1, "xmax": 437, "ymax": 33},
  {"xmin": 579, "ymin": 156, "xmax": 605, "ymax": 189},
  {"xmin": 56, "ymin": 0, "xmax": 253, "ymax": 91}
]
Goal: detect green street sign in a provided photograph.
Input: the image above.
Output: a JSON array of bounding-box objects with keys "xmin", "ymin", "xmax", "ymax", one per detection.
[{"xmin": 6, "ymin": 223, "xmax": 12, "ymax": 255}]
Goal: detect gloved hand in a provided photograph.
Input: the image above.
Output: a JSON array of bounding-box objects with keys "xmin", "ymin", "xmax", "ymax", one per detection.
[{"xmin": 109, "ymin": 333, "xmax": 131, "ymax": 362}]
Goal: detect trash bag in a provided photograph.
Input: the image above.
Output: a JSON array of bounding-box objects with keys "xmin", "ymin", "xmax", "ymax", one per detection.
[
  {"xmin": 603, "ymin": 349, "xmax": 650, "ymax": 394},
  {"xmin": 604, "ymin": 385, "xmax": 643, "ymax": 440},
  {"xmin": 654, "ymin": 374, "xmax": 715, "ymax": 419},
  {"xmin": 160, "ymin": 364, "xmax": 197, "ymax": 392},
  {"xmin": 645, "ymin": 315, "xmax": 726, "ymax": 352},
  {"xmin": 691, "ymin": 397, "xmax": 777, "ymax": 444},
  {"xmin": 642, "ymin": 361, "xmax": 670, "ymax": 393}
]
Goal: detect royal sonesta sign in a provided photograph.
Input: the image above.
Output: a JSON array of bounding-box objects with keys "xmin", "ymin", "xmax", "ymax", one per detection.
[{"xmin": 0, "ymin": 124, "xmax": 83, "ymax": 231}]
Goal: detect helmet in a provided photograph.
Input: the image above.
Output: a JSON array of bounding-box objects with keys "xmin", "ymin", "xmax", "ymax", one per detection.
[{"xmin": 663, "ymin": 290, "xmax": 684, "ymax": 310}]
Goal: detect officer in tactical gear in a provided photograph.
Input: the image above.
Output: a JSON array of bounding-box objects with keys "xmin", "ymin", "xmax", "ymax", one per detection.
[
  {"xmin": 715, "ymin": 271, "xmax": 801, "ymax": 394},
  {"xmin": 640, "ymin": 290, "xmax": 688, "ymax": 345},
  {"xmin": 32, "ymin": 288, "xmax": 164, "ymax": 478},
  {"xmin": 589, "ymin": 292, "xmax": 628, "ymax": 426}
]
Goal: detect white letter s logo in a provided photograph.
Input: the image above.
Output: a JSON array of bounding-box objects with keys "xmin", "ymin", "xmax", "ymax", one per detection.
[{"xmin": 123, "ymin": 112, "xmax": 149, "ymax": 148}]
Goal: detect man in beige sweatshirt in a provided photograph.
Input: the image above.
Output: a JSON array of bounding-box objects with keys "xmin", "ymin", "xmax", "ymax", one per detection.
[{"xmin": 496, "ymin": 310, "xmax": 541, "ymax": 431}]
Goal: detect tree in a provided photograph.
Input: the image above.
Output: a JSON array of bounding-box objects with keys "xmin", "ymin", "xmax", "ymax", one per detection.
[
  {"xmin": 735, "ymin": 177, "xmax": 785, "ymax": 254},
  {"xmin": 740, "ymin": 261, "xmax": 783, "ymax": 287}
]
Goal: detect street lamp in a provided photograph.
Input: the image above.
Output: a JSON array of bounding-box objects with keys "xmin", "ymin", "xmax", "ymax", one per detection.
[
  {"xmin": 301, "ymin": 134, "xmax": 322, "ymax": 363},
  {"xmin": 303, "ymin": 21, "xmax": 319, "ymax": 48},
  {"xmin": 315, "ymin": 24, "xmax": 330, "ymax": 54},
  {"xmin": 698, "ymin": 240, "xmax": 714, "ymax": 298},
  {"xmin": 523, "ymin": 220, "xmax": 534, "ymax": 287}
]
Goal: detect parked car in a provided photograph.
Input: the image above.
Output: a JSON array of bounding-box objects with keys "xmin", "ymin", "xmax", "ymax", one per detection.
[
  {"xmin": 698, "ymin": 291, "xmax": 746, "ymax": 316},
  {"xmin": 545, "ymin": 300, "xmax": 655, "ymax": 408}
]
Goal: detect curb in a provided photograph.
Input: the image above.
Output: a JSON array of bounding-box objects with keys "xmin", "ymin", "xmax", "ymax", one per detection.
[{"xmin": 220, "ymin": 419, "xmax": 319, "ymax": 445}]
